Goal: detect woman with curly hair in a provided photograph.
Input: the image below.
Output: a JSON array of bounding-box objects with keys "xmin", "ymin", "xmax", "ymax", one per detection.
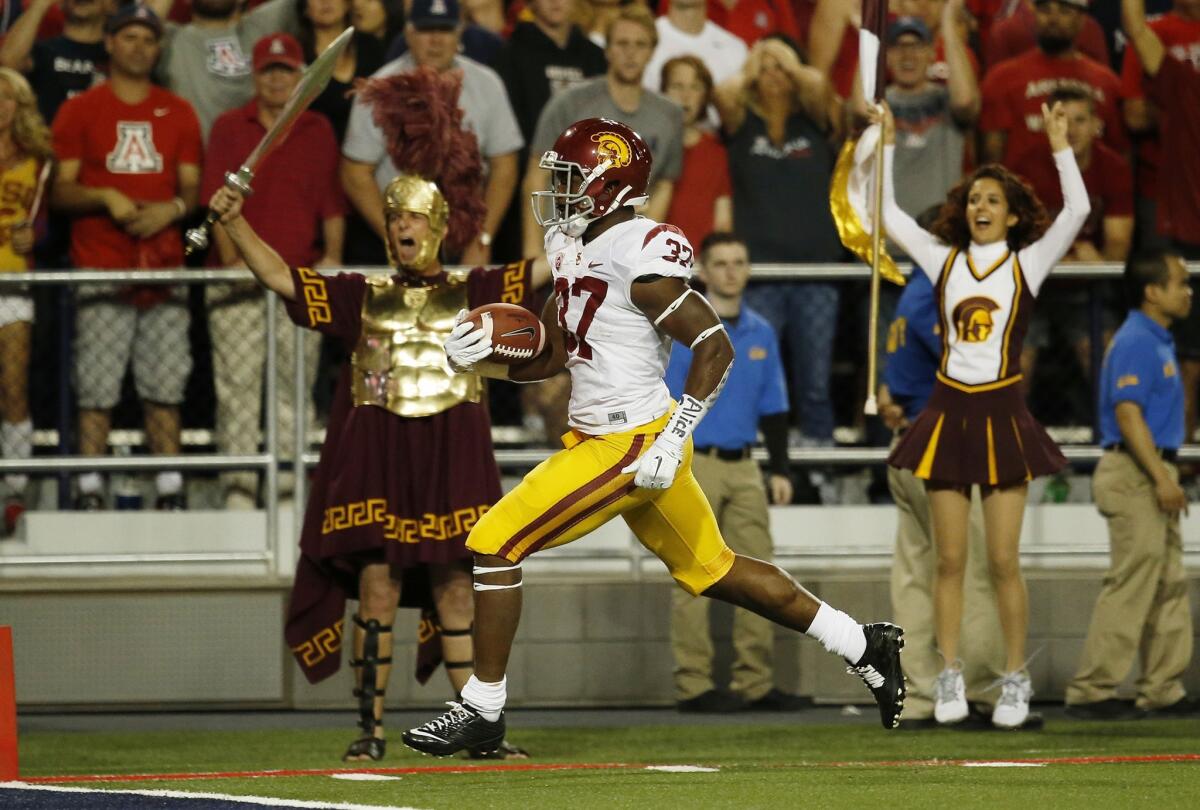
[
  {"xmin": 0, "ymin": 67, "xmax": 51, "ymax": 536},
  {"xmin": 873, "ymin": 99, "xmax": 1089, "ymax": 729}
]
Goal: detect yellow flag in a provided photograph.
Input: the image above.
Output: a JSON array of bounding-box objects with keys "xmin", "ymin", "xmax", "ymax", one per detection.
[{"xmin": 829, "ymin": 124, "xmax": 905, "ymax": 286}]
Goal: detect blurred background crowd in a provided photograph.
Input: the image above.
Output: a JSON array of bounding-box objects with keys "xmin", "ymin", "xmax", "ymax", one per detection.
[{"xmin": 0, "ymin": 0, "xmax": 1195, "ymax": 521}]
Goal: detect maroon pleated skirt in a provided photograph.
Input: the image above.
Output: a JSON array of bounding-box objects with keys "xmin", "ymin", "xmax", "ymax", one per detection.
[{"xmin": 888, "ymin": 375, "xmax": 1066, "ymax": 487}]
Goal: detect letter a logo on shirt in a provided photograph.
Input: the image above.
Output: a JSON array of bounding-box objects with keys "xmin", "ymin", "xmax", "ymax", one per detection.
[
  {"xmin": 106, "ymin": 122, "xmax": 163, "ymax": 174},
  {"xmin": 207, "ymin": 36, "xmax": 250, "ymax": 78}
]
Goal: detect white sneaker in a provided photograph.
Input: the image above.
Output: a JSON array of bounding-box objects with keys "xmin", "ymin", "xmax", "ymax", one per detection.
[
  {"xmin": 992, "ymin": 671, "xmax": 1033, "ymax": 729},
  {"xmin": 934, "ymin": 667, "xmax": 968, "ymax": 724}
]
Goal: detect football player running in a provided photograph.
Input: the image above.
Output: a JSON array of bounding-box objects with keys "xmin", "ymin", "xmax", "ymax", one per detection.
[{"xmin": 403, "ymin": 118, "xmax": 906, "ymax": 757}]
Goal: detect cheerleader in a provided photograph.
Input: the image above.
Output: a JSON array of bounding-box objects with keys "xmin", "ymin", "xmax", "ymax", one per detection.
[
  {"xmin": 871, "ymin": 100, "xmax": 1089, "ymax": 728},
  {"xmin": 0, "ymin": 67, "xmax": 51, "ymax": 537}
]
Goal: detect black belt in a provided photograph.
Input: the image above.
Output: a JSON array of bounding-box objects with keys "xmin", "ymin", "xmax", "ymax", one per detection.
[
  {"xmin": 694, "ymin": 445, "xmax": 752, "ymax": 461},
  {"xmin": 1105, "ymin": 442, "xmax": 1178, "ymax": 462}
]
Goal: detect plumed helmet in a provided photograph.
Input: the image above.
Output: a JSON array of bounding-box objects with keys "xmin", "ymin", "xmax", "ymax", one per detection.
[{"xmin": 531, "ymin": 117, "xmax": 652, "ymax": 237}]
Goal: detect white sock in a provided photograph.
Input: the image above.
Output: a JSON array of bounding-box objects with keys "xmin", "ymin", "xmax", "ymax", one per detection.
[
  {"xmin": 460, "ymin": 675, "xmax": 506, "ymax": 722},
  {"xmin": 155, "ymin": 471, "xmax": 183, "ymax": 495},
  {"xmin": 78, "ymin": 471, "xmax": 103, "ymax": 494},
  {"xmin": 806, "ymin": 602, "xmax": 867, "ymax": 664}
]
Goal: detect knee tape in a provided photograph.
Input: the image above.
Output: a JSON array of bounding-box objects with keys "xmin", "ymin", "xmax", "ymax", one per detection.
[{"xmin": 473, "ymin": 562, "xmax": 523, "ymax": 592}]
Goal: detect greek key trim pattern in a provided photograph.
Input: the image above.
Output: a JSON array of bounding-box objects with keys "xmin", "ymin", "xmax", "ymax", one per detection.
[
  {"xmin": 291, "ymin": 618, "xmax": 344, "ymax": 668},
  {"xmin": 296, "ymin": 266, "xmax": 332, "ymax": 325},
  {"xmin": 321, "ymin": 499, "xmax": 490, "ymax": 544},
  {"xmin": 500, "ymin": 261, "xmax": 528, "ymax": 304}
]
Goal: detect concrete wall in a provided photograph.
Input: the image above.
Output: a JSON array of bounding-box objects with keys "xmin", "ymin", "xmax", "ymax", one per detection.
[{"xmin": 5, "ymin": 569, "xmax": 1198, "ymax": 711}]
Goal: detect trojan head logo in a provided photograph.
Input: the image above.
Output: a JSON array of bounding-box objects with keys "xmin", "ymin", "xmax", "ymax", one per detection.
[
  {"xmin": 591, "ymin": 132, "xmax": 632, "ymax": 167},
  {"xmin": 952, "ymin": 297, "xmax": 1000, "ymax": 343}
]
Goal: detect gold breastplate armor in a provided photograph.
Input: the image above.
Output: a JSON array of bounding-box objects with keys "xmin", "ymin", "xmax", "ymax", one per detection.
[{"xmin": 351, "ymin": 271, "xmax": 481, "ymax": 417}]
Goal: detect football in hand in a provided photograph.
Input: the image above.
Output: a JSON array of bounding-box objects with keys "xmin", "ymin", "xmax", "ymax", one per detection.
[{"xmin": 462, "ymin": 302, "xmax": 546, "ymax": 364}]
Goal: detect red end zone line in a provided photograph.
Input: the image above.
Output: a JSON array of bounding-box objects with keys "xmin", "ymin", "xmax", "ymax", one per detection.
[
  {"xmin": 21, "ymin": 753, "xmax": 1200, "ymax": 783},
  {"xmin": 828, "ymin": 754, "xmax": 1200, "ymax": 768},
  {"xmin": 23, "ymin": 762, "xmax": 633, "ymax": 783}
]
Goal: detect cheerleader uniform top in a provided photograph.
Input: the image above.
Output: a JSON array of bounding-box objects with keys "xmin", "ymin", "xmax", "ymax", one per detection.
[{"xmin": 882, "ymin": 144, "xmax": 1090, "ymax": 391}]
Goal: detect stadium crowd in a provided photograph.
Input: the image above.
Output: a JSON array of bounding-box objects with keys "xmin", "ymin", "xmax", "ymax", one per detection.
[{"xmin": 0, "ymin": 0, "xmax": 1195, "ymax": 525}]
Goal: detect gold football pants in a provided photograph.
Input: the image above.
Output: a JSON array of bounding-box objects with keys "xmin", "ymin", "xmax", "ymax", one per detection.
[{"xmin": 467, "ymin": 410, "xmax": 736, "ymax": 596}]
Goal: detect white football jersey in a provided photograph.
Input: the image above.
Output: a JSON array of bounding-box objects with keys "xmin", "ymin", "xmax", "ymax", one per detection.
[{"xmin": 545, "ymin": 217, "xmax": 696, "ymax": 434}]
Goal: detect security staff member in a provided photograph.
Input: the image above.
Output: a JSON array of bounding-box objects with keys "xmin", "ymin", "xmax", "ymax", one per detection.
[
  {"xmin": 664, "ymin": 232, "xmax": 800, "ymax": 713},
  {"xmin": 1066, "ymin": 252, "xmax": 1198, "ymax": 719},
  {"xmin": 879, "ymin": 268, "xmax": 1004, "ymax": 727}
]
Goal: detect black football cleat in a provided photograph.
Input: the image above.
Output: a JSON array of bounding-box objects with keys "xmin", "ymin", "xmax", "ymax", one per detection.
[
  {"xmin": 402, "ymin": 701, "xmax": 505, "ymax": 757},
  {"xmin": 846, "ymin": 622, "xmax": 906, "ymax": 729}
]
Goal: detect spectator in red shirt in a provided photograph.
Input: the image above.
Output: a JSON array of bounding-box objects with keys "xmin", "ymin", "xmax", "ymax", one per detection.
[
  {"xmin": 1124, "ymin": 0, "xmax": 1200, "ymax": 439},
  {"xmin": 203, "ymin": 33, "xmax": 345, "ymax": 510},
  {"xmin": 660, "ymin": 55, "xmax": 732, "ymax": 250},
  {"xmin": 1014, "ymin": 87, "xmax": 1133, "ymax": 394},
  {"xmin": 1119, "ymin": 0, "xmax": 1200, "ymax": 251},
  {"xmin": 985, "ymin": 0, "xmax": 1111, "ymax": 71},
  {"xmin": 658, "ymin": 0, "xmax": 801, "ymax": 48},
  {"xmin": 1012, "ymin": 87, "xmax": 1134, "ymax": 261},
  {"xmin": 49, "ymin": 4, "xmax": 201, "ymax": 511},
  {"xmin": 980, "ymin": 0, "xmax": 1128, "ymax": 167}
]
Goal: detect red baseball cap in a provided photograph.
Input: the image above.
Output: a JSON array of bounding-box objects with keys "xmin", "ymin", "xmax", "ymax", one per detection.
[{"xmin": 252, "ymin": 34, "xmax": 304, "ymax": 72}]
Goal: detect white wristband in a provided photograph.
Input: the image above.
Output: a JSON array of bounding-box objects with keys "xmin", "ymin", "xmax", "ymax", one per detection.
[
  {"xmin": 663, "ymin": 394, "xmax": 708, "ymax": 447},
  {"xmin": 172, "ymin": 197, "xmax": 187, "ymax": 218}
]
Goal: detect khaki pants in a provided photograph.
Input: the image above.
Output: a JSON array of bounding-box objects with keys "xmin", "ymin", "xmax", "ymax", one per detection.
[
  {"xmin": 1066, "ymin": 451, "xmax": 1193, "ymax": 709},
  {"xmin": 889, "ymin": 463, "xmax": 1005, "ymax": 718},
  {"xmin": 208, "ymin": 292, "xmax": 319, "ymax": 500},
  {"xmin": 670, "ymin": 453, "xmax": 775, "ymax": 701}
]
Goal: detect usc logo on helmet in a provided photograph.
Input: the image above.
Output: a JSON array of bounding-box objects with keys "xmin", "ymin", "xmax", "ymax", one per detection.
[
  {"xmin": 952, "ymin": 297, "xmax": 1000, "ymax": 343},
  {"xmin": 591, "ymin": 132, "xmax": 632, "ymax": 167}
]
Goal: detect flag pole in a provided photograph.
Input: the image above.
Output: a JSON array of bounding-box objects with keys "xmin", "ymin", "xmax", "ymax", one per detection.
[{"xmin": 863, "ymin": 125, "xmax": 885, "ymax": 417}]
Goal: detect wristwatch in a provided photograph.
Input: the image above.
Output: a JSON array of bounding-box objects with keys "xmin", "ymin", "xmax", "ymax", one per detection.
[{"xmin": 478, "ymin": 231, "xmax": 493, "ymax": 247}]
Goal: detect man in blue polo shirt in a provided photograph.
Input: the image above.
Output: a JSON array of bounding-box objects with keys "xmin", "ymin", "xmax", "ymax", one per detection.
[
  {"xmin": 1066, "ymin": 252, "xmax": 1198, "ymax": 719},
  {"xmin": 664, "ymin": 232, "xmax": 799, "ymax": 714},
  {"xmin": 879, "ymin": 269, "xmax": 1004, "ymax": 728}
]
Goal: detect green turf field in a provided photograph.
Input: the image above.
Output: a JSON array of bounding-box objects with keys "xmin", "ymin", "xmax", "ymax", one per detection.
[{"xmin": 17, "ymin": 718, "xmax": 1200, "ymax": 809}]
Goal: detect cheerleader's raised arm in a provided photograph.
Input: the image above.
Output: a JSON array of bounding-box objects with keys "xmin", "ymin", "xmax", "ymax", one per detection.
[
  {"xmin": 871, "ymin": 104, "xmax": 953, "ymax": 284},
  {"xmin": 1019, "ymin": 103, "xmax": 1092, "ymax": 295}
]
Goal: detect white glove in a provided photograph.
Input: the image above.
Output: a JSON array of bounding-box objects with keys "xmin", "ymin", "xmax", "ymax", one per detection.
[
  {"xmin": 444, "ymin": 309, "xmax": 493, "ymax": 372},
  {"xmin": 622, "ymin": 394, "xmax": 710, "ymax": 490},
  {"xmin": 622, "ymin": 432, "xmax": 685, "ymax": 490}
]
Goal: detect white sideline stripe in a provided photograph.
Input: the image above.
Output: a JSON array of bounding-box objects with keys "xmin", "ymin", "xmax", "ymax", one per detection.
[
  {"xmin": 644, "ymin": 765, "xmax": 719, "ymax": 773},
  {"xmin": 329, "ymin": 774, "xmax": 403, "ymax": 782},
  {"xmin": 0, "ymin": 782, "xmax": 428, "ymax": 809}
]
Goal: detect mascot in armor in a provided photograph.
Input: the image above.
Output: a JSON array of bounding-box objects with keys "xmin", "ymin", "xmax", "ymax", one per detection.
[{"xmin": 278, "ymin": 67, "xmax": 545, "ymax": 762}]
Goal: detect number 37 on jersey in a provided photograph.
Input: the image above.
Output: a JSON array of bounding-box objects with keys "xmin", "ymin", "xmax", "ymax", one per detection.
[{"xmin": 549, "ymin": 221, "xmax": 696, "ymax": 365}]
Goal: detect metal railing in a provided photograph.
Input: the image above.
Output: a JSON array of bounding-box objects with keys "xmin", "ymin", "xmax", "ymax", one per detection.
[{"xmin": 0, "ymin": 261, "xmax": 1151, "ymax": 571}]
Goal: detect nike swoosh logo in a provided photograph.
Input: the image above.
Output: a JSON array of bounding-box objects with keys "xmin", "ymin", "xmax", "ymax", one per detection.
[
  {"xmin": 501, "ymin": 326, "xmax": 536, "ymax": 339},
  {"xmin": 588, "ymin": 261, "xmax": 603, "ymax": 268},
  {"xmin": 154, "ymin": 107, "xmax": 169, "ymax": 117}
]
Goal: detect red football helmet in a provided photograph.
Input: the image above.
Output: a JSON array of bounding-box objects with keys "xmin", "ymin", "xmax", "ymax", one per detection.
[{"xmin": 532, "ymin": 117, "xmax": 652, "ymax": 236}]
